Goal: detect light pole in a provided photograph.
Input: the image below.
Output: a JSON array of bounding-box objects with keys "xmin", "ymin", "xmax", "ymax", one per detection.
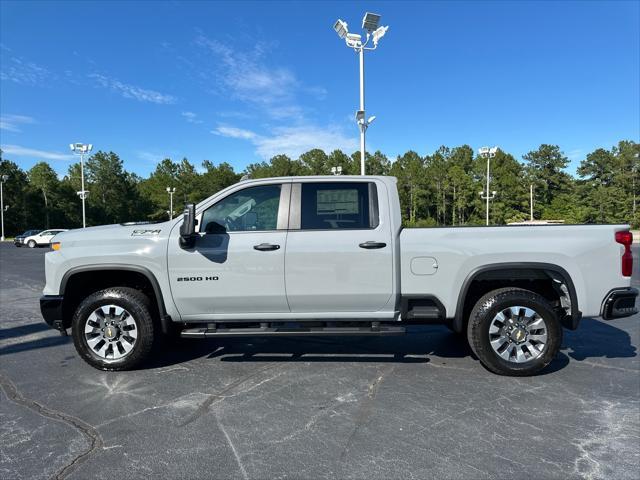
[
  {"xmin": 333, "ymin": 13, "xmax": 388, "ymax": 176},
  {"xmin": 166, "ymin": 187, "xmax": 176, "ymax": 219},
  {"xmin": 478, "ymin": 146, "xmax": 498, "ymax": 226},
  {"xmin": 69, "ymin": 143, "xmax": 93, "ymax": 228},
  {"xmin": 529, "ymin": 184, "xmax": 534, "ymax": 221},
  {"xmin": 0, "ymin": 175, "xmax": 7, "ymax": 241}
]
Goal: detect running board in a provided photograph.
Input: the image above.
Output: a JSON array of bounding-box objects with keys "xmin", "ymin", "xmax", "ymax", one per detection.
[{"xmin": 180, "ymin": 324, "xmax": 406, "ymax": 339}]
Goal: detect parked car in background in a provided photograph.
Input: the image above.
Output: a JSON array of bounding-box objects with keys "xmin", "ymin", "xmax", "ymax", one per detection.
[
  {"xmin": 14, "ymin": 229, "xmax": 43, "ymax": 247},
  {"xmin": 24, "ymin": 229, "xmax": 67, "ymax": 248}
]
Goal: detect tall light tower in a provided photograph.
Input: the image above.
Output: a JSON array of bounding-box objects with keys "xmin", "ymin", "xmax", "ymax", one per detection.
[
  {"xmin": 333, "ymin": 12, "xmax": 388, "ymax": 175},
  {"xmin": 69, "ymin": 143, "xmax": 93, "ymax": 228},
  {"xmin": 166, "ymin": 187, "xmax": 176, "ymax": 220},
  {"xmin": 0, "ymin": 175, "xmax": 8, "ymax": 241},
  {"xmin": 478, "ymin": 146, "xmax": 498, "ymax": 226}
]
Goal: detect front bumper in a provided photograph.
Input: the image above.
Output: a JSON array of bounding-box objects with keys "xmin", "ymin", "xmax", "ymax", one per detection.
[
  {"xmin": 14, "ymin": 238, "xmax": 23, "ymax": 246},
  {"xmin": 601, "ymin": 288, "xmax": 638, "ymax": 320},
  {"xmin": 40, "ymin": 295, "xmax": 64, "ymax": 330}
]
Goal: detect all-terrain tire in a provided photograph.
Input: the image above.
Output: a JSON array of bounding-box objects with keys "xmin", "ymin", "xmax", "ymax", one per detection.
[
  {"xmin": 467, "ymin": 287, "xmax": 562, "ymax": 376},
  {"xmin": 72, "ymin": 287, "xmax": 157, "ymax": 371}
]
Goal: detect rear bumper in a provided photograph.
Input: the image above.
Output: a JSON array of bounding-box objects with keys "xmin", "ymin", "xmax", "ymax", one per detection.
[
  {"xmin": 601, "ymin": 288, "xmax": 638, "ymax": 320},
  {"xmin": 40, "ymin": 295, "xmax": 64, "ymax": 329}
]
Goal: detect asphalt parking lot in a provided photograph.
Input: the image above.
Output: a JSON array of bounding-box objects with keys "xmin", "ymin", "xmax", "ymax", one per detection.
[{"xmin": 1, "ymin": 242, "xmax": 639, "ymax": 480}]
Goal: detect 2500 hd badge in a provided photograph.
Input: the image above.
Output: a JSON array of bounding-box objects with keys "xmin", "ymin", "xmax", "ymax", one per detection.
[{"xmin": 176, "ymin": 276, "xmax": 219, "ymax": 282}]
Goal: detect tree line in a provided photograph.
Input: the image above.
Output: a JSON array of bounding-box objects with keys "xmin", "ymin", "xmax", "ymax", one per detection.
[{"xmin": 0, "ymin": 140, "xmax": 638, "ymax": 237}]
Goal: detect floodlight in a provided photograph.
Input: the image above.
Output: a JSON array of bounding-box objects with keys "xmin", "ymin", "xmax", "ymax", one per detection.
[
  {"xmin": 362, "ymin": 12, "xmax": 381, "ymax": 32},
  {"xmin": 345, "ymin": 33, "xmax": 362, "ymax": 48},
  {"xmin": 367, "ymin": 116, "xmax": 376, "ymax": 124},
  {"xmin": 334, "ymin": 19, "xmax": 348, "ymax": 39},
  {"xmin": 489, "ymin": 147, "xmax": 498, "ymax": 154},
  {"xmin": 372, "ymin": 25, "xmax": 388, "ymax": 46},
  {"xmin": 478, "ymin": 147, "xmax": 489, "ymax": 155},
  {"xmin": 87, "ymin": 144, "xmax": 93, "ymax": 152},
  {"xmin": 0, "ymin": 175, "xmax": 8, "ymax": 182},
  {"xmin": 355, "ymin": 110, "xmax": 365, "ymax": 122}
]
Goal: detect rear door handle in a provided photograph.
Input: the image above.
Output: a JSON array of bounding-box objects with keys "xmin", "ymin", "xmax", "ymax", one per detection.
[
  {"xmin": 254, "ymin": 243, "xmax": 280, "ymax": 251},
  {"xmin": 359, "ymin": 241, "xmax": 387, "ymax": 249}
]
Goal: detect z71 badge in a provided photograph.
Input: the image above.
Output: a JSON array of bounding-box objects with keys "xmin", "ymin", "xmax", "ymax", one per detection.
[{"xmin": 132, "ymin": 229, "xmax": 161, "ymax": 236}]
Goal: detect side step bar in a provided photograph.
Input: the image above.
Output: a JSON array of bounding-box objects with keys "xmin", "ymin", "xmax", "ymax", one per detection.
[{"xmin": 181, "ymin": 323, "xmax": 406, "ymax": 339}]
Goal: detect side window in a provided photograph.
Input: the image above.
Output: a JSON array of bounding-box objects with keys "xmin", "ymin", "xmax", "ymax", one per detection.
[
  {"xmin": 300, "ymin": 182, "xmax": 378, "ymax": 230},
  {"xmin": 200, "ymin": 184, "xmax": 282, "ymax": 233}
]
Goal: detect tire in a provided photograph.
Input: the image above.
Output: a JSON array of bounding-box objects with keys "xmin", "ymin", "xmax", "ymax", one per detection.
[
  {"xmin": 467, "ymin": 287, "xmax": 562, "ymax": 376},
  {"xmin": 72, "ymin": 287, "xmax": 157, "ymax": 371},
  {"xmin": 27, "ymin": 240, "xmax": 36, "ymax": 248}
]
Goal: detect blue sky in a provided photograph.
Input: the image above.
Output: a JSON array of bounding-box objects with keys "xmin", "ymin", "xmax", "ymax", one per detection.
[{"xmin": 1, "ymin": 0, "xmax": 638, "ymax": 177}]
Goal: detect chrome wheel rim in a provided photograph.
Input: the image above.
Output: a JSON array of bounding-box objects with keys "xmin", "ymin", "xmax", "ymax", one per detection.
[
  {"xmin": 84, "ymin": 305, "xmax": 138, "ymax": 361},
  {"xmin": 488, "ymin": 306, "xmax": 548, "ymax": 363}
]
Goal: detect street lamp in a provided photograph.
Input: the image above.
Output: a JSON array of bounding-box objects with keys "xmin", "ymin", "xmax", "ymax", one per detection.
[
  {"xmin": 478, "ymin": 146, "xmax": 498, "ymax": 226},
  {"xmin": 0, "ymin": 175, "xmax": 8, "ymax": 241},
  {"xmin": 331, "ymin": 166, "xmax": 343, "ymax": 176},
  {"xmin": 333, "ymin": 12, "xmax": 389, "ymax": 176},
  {"xmin": 69, "ymin": 143, "xmax": 93, "ymax": 228},
  {"xmin": 166, "ymin": 187, "xmax": 176, "ymax": 220}
]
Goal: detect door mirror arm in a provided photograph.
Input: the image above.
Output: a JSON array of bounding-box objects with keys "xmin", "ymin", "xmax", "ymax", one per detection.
[{"xmin": 179, "ymin": 203, "xmax": 197, "ymax": 249}]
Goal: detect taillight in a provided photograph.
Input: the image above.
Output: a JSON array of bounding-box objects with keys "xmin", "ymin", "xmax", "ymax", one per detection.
[{"xmin": 615, "ymin": 231, "xmax": 633, "ymax": 277}]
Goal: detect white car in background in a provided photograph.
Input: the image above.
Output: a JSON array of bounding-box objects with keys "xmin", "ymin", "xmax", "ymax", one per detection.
[{"xmin": 24, "ymin": 229, "xmax": 68, "ymax": 248}]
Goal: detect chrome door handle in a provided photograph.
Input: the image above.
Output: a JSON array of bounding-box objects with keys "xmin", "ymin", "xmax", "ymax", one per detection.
[{"xmin": 254, "ymin": 243, "xmax": 280, "ymax": 251}]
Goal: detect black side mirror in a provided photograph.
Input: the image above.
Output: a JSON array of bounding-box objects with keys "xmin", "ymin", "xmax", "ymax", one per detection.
[{"xmin": 179, "ymin": 203, "xmax": 197, "ymax": 248}]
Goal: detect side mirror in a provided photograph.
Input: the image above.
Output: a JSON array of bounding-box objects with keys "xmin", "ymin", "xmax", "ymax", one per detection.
[{"xmin": 179, "ymin": 203, "xmax": 197, "ymax": 248}]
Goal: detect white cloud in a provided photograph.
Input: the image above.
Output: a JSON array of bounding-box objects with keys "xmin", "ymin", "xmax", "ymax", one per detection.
[
  {"xmin": 0, "ymin": 54, "xmax": 53, "ymax": 86},
  {"xmin": 136, "ymin": 151, "xmax": 167, "ymax": 164},
  {"xmin": 213, "ymin": 124, "xmax": 357, "ymax": 159},
  {"xmin": 89, "ymin": 74, "xmax": 176, "ymax": 104},
  {"xmin": 1, "ymin": 144, "xmax": 73, "ymax": 161},
  {"xmin": 181, "ymin": 111, "xmax": 203, "ymax": 124},
  {"xmin": 195, "ymin": 35, "xmax": 321, "ymax": 120},
  {"xmin": 0, "ymin": 114, "xmax": 35, "ymax": 132}
]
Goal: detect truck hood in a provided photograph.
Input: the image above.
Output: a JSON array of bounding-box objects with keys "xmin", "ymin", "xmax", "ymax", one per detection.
[{"xmin": 53, "ymin": 221, "xmax": 173, "ymax": 245}]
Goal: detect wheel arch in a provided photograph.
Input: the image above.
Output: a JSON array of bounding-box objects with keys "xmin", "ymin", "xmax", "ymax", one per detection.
[
  {"xmin": 60, "ymin": 264, "xmax": 172, "ymax": 334},
  {"xmin": 453, "ymin": 262, "xmax": 581, "ymax": 334}
]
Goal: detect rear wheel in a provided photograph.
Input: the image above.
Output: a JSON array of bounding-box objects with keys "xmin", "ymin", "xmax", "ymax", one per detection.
[
  {"xmin": 72, "ymin": 287, "xmax": 157, "ymax": 370},
  {"xmin": 467, "ymin": 288, "xmax": 562, "ymax": 376},
  {"xmin": 27, "ymin": 240, "xmax": 36, "ymax": 248}
]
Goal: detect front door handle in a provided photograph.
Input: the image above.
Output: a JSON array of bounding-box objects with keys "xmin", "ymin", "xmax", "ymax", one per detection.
[
  {"xmin": 254, "ymin": 243, "xmax": 280, "ymax": 251},
  {"xmin": 359, "ymin": 241, "xmax": 387, "ymax": 249}
]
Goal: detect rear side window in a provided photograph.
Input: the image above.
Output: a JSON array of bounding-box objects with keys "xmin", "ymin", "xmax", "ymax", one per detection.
[{"xmin": 300, "ymin": 182, "xmax": 378, "ymax": 230}]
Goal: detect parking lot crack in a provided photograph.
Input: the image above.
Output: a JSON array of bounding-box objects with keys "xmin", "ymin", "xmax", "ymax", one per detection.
[
  {"xmin": 179, "ymin": 363, "xmax": 278, "ymax": 427},
  {"xmin": 216, "ymin": 414, "xmax": 249, "ymax": 480},
  {"xmin": 339, "ymin": 365, "xmax": 395, "ymax": 464},
  {"xmin": 0, "ymin": 369, "xmax": 103, "ymax": 480}
]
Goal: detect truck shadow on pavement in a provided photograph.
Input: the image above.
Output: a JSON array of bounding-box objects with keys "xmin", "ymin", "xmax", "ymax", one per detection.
[{"xmin": 145, "ymin": 319, "xmax": 637, "ymax": 374}]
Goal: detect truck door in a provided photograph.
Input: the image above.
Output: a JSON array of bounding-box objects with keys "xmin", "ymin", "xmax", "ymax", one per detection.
[
  {"xmin": 167, "ymin": 182, "xmax": 290, "ymax": 318},
  {"xmin": 284, "ymin": 181, "xmax": 393, "ymax": 313}
]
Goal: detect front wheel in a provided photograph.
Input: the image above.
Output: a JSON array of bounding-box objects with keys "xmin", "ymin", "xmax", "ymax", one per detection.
[
  {"xmin": 72, "ymin": 287, "xmax": 157, "ymax": 370},
  {"xmin": 467, "ymin": 288, "xmax": 562, "ymax": 376},
  {"xmin": 27, "ymin": 240, "xmax": 36, "ymax": 248}
]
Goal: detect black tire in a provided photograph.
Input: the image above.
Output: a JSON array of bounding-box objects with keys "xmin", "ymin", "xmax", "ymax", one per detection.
[
  {"xmin": 27, "ymin": 240, "xmax": 36, "ymax": 248},
  {"xmin": 467, "ymin": 287, "xmax": 562, "ymax": 376},
  {"xmin": 72, "ymin": 287, "xmax": 157, "ymax": 371}
]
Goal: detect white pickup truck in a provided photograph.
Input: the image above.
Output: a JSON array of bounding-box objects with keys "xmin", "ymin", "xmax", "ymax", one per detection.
[{"xmin": 40, "ymin": 176, "xmax": 637, "ymax": 375}]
